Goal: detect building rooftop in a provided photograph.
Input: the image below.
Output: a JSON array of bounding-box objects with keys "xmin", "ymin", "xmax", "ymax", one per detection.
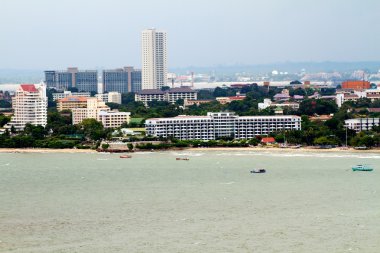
[
  {"xmin": 58, "ymin": 96, "xmax": 88, "ymax": 102},
  {"xmin": 20, "ymin": 84, "xmax": 38, "ymax": 92}
]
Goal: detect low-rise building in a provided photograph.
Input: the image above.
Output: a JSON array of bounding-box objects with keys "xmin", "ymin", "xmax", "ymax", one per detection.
[
  {"xmin": 342, "ymin": 80, "xmax": 370, "ymax": 90},
  {"xmin": 184, "ymin": 99, "xmax": 214, "ymax": 107},
  {"xmin": 57, "ymin": 96, "xmax": 88, "ymax": 112},
  {"xmin": 145, "ymin": 112, "xmax": 301, "ymax": 140},
  {"xmin": 135, "ymin": 87, "xmax": 197, "ymax": 105},
  {"xmin": 345, "ymin": 118, "xmax": 380, "ymax": 132},
  {"xmin": 216, "ymin": 95, "xmax": 246, "ymax": 104},
  {"xmin": 95, "ymin": 92, "xmax": 122, "ymax": 104},
  {"xmin": 52, "ymin": 91, "xmax": 91, "ymax": 101},
  {"xmin": 72, "ymin": 98, "xmax": 110, "ymax": 125},
  {"xmin": 258, "ymin": 99, "xmax": 299, "ymax": 110},
  {"xmin": 98, "ymin": 111, "xmax": 131, "ymax": 128}
]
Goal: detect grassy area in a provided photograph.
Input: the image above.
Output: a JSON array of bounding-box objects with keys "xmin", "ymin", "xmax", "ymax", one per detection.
[{"xmin": 130, "ymin": 118, "xmax": 144, "ymax": 124}]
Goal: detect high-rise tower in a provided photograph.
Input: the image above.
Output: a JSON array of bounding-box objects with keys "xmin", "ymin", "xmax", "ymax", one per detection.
[{"xmin": 141, "ymin": 29, "xmax": 167, "ymax": 90}]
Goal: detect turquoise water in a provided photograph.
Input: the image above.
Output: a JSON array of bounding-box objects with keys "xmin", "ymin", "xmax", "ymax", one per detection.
[{"xmin": 0, "ymin": 150, "xmax": 379, "ymax": 253}]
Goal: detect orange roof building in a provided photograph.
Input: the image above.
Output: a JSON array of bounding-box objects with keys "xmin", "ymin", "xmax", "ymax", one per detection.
[
  {"xmin": 261, "ymin": 137, "xmax": 276, "ymax": 144},
  {"xmin": 57, "ymin": 96, "xmax": 89, "ymax": 112},
  {"xmin": 342, "ymin": 80, "xmax": 370, "ymax": 90}
]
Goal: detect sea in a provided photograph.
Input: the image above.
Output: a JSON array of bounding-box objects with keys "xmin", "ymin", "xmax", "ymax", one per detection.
[{"xmin": 0, "ymin": 150, "xmax": 379, "ymax": 253}]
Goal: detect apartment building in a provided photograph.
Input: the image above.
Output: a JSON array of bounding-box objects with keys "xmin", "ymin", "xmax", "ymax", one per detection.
[
  {"xmin": 95, "ymin": 92, "xmax": 122, "ymax": 104},
  {"xmin": 71, "ymin": 98, "xmax": 110, "ymax": 125},
  {"xmin": 98, "ymin": 111, "xmax": 131, "ymax": 128},
  {"xmin": 141, "ymin": 29, "xmax": 167, "ymax": 89},
  {"xmin": 52, "ymin": 91, "xmax": 91, "ymax": 101},
  {"xmin": 145, "ymin": 112, "xmax": 301, "ymax": 140},
  {"xmin": 6, "ymin": 84, "xmax": 47, "ymax": 131},
  {"xmin": 345, "ymin": 118, "xmax": 380, "ymax": 132},
  {"xmin": 44, "ymin": 68, "xmax": 98, "ymax": 92},
  {"xmin": 135, "ymin": 87, "xmax": 197, "ymax": 105},
  {"xmin": 103, "ymin": 67, "xmax": 142, "ymax": 93},
  {"xmin": 57, "ymin": 96, "xmax": 88, "ymax": 112}
]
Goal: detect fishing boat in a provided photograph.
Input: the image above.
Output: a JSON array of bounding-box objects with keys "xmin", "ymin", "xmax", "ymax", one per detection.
[
  {"xmin": 250, "ymin": 169, "xmax": 266, "ymax": 173},
  {"xmin": 120, "ymin": 155, "xmax": 132, "ymax": 159},
  {"xmin": 176, "ymin": 158, "xmax": 189, "ymax": 161},
  {"xmin": 352, "ymin": 165, "xmax": 373, "ymax": 172}
]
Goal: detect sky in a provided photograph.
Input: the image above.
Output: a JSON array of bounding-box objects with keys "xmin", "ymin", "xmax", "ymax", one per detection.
[{"xmin": 1, "ymin": 0, "xmax": 380, "ymax": 70}]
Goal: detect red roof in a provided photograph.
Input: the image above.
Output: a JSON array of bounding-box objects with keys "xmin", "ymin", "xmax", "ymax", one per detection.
[
  {"xmin": 261, "ymin": 137, "xmax": 276, "ymax": 143},
  {"xmin": 20, "ymin": 84, "xmax": 38, "ymax": 92}
]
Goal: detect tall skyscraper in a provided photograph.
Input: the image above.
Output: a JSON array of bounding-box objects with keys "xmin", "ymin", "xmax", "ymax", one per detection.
[
  {"xmin": 103, "ymin": 67, "xmax": 141, "ymax": 93},
  {"xmin": 6, "ymin": 84, "xmax": 47, "ymax": 131},
  {"xmin": 141, "ymin": 29, "xmax": 167, "ymax": 90},
  {"xmin": 44, "ymin": 68, "xmax": 98, "ymax": 93}
]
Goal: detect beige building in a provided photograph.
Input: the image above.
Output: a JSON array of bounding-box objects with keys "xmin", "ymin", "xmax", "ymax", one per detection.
[
  {"xmin": 95, "ymin": 92, "xmax": 122, "ymax": 104},
  {"xmin": 98, "ymin": 111, "xmax": 131, "ymax": 128},
  {"xmin": 72, "ymin": 98, "xmax": 110, "ymax": 125},
  {"xmin": 141, "ymin": 29, "xmax": 167, "ymax": 90},
  {"xmin": 57, "ymin": 96, "xmax": 88, "ymax": 112}
]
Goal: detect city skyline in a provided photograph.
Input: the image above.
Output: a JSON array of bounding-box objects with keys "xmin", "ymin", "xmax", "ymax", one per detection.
[{"xmin": 1, "ymin": 0, "xmax": 380, "ymax": 70}]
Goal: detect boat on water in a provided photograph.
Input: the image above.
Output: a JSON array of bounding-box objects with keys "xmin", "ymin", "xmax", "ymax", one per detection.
[
  {"xmin": 250, "ymin": 169, "xmax": 266, "ymax": 173},
  {"xmin": 352, "ymin": 165, "xmax": 373, "ymax": 172},
  {"xmin": 120, "ymin": 155, "xmax": 132, "ymax": 159},
  {"xmin": 176, "ymin": 158, "xmax": 189, "ymax": 161}
]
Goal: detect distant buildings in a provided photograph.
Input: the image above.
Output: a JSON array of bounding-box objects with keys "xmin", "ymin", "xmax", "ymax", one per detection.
[
  {"xmin": 145, "ymin": 112, "xmax": 301, "ymax": 140},
  {"xmin": 103, "ymin": 67, "xmax": 142, "ymax": 93},
  {"xmin": 258, "ymin": 99, "xmax": 300, "ymax": 111},
  {"xmin": 184, "ymin": 99, "xmax": 214, "ymax": 108},
  {"xmin": 142, "ymin": 29, "xmax": 167, "ymax": 90},
  {"xmin": 135, "ymin": 87, "xmax": 197, "ymax": 105},
  {"xmin": 44, "ymin": 68, "xmax": 98, "ymax": 92},
  {"xmin": 342, "ymin": 80, "xmax": 370, "ymax": 90},
  {"xmin": 6, "ymin": 84, "xmax": 47, "ymax": 131},
  {"xmin": 345, "ymin": 118, "xmax": 380, "ymax": 132},
  {"xmin": 216, "ymin": 95, "xmax": 246, "ymax": 104}
]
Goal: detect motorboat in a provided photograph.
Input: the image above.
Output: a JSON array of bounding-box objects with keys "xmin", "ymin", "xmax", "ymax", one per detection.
[
  {"xmin": 176, "ymin": 158, "xmax": 189, "ymax": 161},
  {"xmin": 120, "ymin": 155, "xmax": 132, "ymax": 159},
  {"xmin": 352, "ymin": 165, "xmax": 373, "ymax": 172},
  {"xmin": 250, "ymin": 169, "xmax": 266, "ymax": 173}
]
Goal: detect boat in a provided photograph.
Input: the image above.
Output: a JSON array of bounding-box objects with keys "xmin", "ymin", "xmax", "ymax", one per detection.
[
  {"xmin": 352, "ymin": 165, "xmax": 373, "ymax": 172},
  {"xmin": 354, "ymin": 146, "xmax": 368, "ymax": 150},
  {"xmin": 250, "ymin": 169, "xmax": 266, "ymax": 173},
  {"xmin": 176, "ymin": 158, "xmax": 189, "ymax": 161},
  {"xmin": 120, "ymin": 155, "xmax": 132, "ymax": 159}
]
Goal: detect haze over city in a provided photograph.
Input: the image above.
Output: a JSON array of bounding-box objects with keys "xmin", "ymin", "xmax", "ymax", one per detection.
[{"xmin": 1, "ymin": 0, "xmax": 380, "ymax": 70}]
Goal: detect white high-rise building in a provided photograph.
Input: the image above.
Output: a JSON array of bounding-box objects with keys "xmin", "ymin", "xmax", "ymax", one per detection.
[
  {"xmin": 141, "ymin": 28, "xmax": 167, "ymax": 90},
  {"xmin": 6, "ymin": 84, "xmax": 48, "ymax": 131}
]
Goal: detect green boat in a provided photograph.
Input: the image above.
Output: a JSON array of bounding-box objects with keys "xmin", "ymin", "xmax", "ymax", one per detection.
[{"xmin": 352, "ymin": 165, "xmax": 373, "ymax": 172}]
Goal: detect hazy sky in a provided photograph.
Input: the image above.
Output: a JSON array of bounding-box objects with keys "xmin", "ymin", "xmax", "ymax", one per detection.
[{"xmin": 1, "ymin": 0, "xmax": 379, "ymax": 69}]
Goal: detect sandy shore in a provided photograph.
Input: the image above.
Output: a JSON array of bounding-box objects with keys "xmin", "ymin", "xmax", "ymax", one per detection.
[
  {"xmin": 0, "ymin": 148, "xmax": 97, "ymax": 154},
  {"xmin": 186, "ymin": 147, "xmax": 380, "ymax": 153}
]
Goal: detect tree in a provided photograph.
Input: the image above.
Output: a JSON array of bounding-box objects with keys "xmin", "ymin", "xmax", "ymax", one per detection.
[{"xmin": 79, "ymin": 119, "xmax": 105, "ymax": 141}]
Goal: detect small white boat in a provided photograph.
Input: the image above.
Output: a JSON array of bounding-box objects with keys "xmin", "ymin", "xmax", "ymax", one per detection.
[{"xmin": 250, "ymin": 169, "xmax": 266, "ymax": 173}]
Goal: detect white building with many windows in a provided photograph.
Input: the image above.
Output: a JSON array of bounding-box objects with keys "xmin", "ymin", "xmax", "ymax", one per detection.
[
  {"xmin": 345, "ymin": 118, "xmax": 380, "ymax": 132},
  {"xmin": 135, "ymin": 87, "xmax": 197, "ymax": 105},
  {"xmin": 145, "ymin": 112, "xmax": 301, "ymax": 140},
  {"xmin": 142, "ymin": 29, "xmax": 167, "ymax": 90},
  {"xmin": 6, "ymin": 84, "xmax": 47, "ymax": 131}
]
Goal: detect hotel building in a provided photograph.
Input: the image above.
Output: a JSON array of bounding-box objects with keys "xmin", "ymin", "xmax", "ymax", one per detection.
[
  {"xmin": 141, "ymin": 29, "xmax": 167, "ymax": 89},
  {"xmin": 345, "ymin": 118, "xmax": 380, "ymax": 132},
  {"xmin": 52, "ymin": 91, "xmax": 91, "ymax": 101},
  {"xmin": 135, "ymin": 87, "xmax": 197, "ymax": 105},
  {"xmin": 6, "ymin": 84, "xmax": 47, "ymax": 131},
  {"xmin": 103, "ymin": 67, "xmax": 142, "ymax": 93},
  {"xmin": 44, "ymin": 68, "xmax": 98, "ymax": 92},
  {"xmin": 145, "ymin": 112, "xmax": 301, "ymax": 140},
  {"xmin": 71, "ymin": 98, "xmax": 110, "ymax": 125},
  {"xmin": 57, "ymin": 96, "xmax": 88, "ymax": 112},
  {"xmin": 98, "ymin": 111, "xmax": 131, "ymax": 128}
]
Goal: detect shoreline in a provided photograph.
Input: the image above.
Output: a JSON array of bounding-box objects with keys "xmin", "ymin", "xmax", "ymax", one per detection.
[{"xmin": 1, "ymin": 146, "xmax": 380, "ymax": 154}]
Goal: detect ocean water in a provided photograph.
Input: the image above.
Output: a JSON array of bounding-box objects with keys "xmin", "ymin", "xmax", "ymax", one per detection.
[{"xmin": 0, "ymin": 151, "xmax": 379, "ymax": 253}]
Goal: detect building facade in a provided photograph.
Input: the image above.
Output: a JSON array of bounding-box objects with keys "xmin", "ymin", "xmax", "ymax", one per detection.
[
  {"xmin": 345, "ymin": 118, "xmax": 380, "ymax": 132},
  {"xmin": 95, "ymin": 92, "xmax": 122, "ymax": 104},
  {"xmin": 135, "ymin": 87, "xmax": 197, "ymax": 105},
  {"xmin": 44, "ymin": 68, "xmax": 98, "ymax": 92},
  {"xmin": 52, "ymin": 91, "xmax": 91, "ymax": 101},
  {"xmin": 103, "ymin": 67, "xmax": 142, "ymax": 93},
  {"xmin": 342, "ymin": 80, "xmax": 370, "ymax": 90},
  {"xmin": 6, "ymin": 84, "xmax": 47, "ymax": 131},
  {"xmin": 57, "ymin": 96, "xmax": 88, "ymax": 112},
  {"xmin": 71, "ymin": 98, "xmax": 110, "ymax": 125},
  {"xmin": 98, "ymin": 111, "xmax": 131, "ymax": 128},
  {"xmin": 145, "ymin": 112, "xmax": 301, "ymax": 140},
  {"xmin": 141, "ymin": 29, "xmax": 167, "ymax": 90}
]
